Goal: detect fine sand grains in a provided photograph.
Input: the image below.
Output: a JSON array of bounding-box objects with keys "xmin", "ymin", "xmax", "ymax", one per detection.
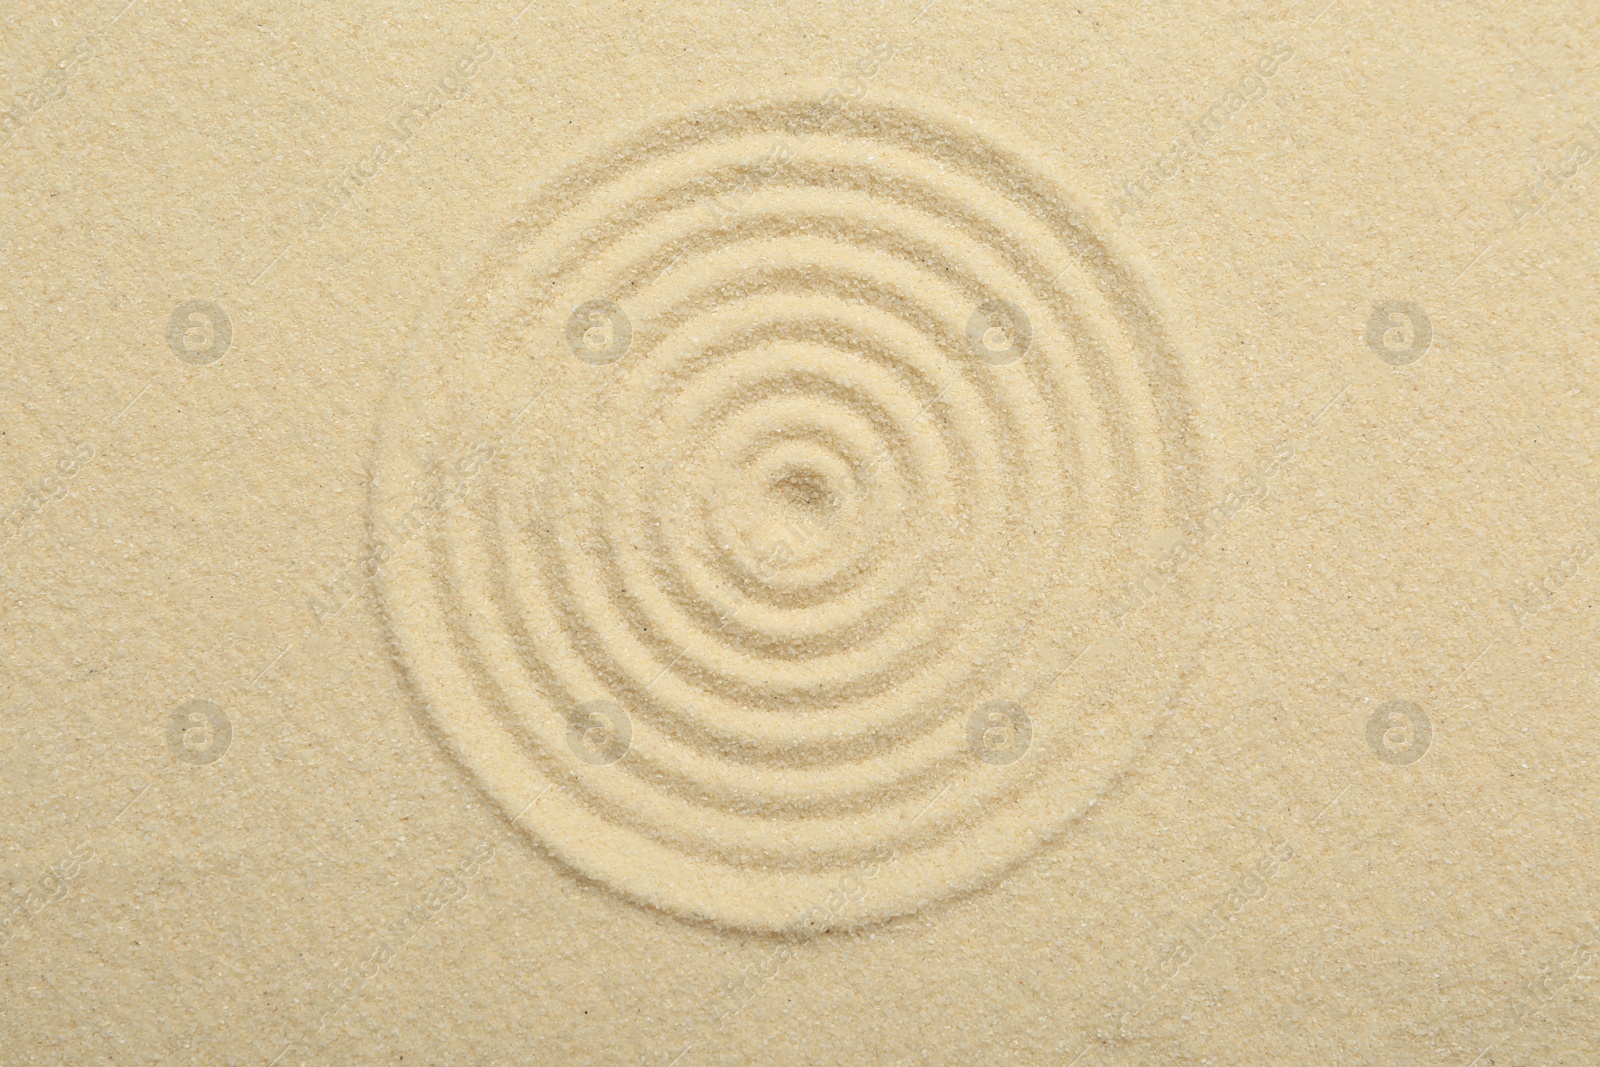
[{"xmin": 373, "ymin": 97, "xmax": 1225, "ymax": 933}]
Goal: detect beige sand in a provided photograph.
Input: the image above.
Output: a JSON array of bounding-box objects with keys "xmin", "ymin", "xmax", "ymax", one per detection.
[{"xmin": 3, "ymin": 0, "xmax": 1598, "ymax": 1063}]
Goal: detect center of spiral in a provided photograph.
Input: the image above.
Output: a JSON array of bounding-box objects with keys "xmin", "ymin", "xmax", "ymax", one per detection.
[
  {"xmin": 719, "ymin": 440, "xmax": 861, "ymax": 586},
  {"xmin": 768, "ymin": 464, "xmax": 839, "ymax": 525}
]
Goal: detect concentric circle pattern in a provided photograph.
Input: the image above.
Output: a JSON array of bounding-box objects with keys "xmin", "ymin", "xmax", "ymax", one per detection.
[{"xmin": 374, "ymin": 98, "xmax": 1214, "ymax": 933}]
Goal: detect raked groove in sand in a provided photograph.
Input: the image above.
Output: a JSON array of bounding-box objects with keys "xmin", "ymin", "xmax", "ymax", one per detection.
[{"xmin": 372, "ymin": 96, "xmax": 1220, "ymax": 933}]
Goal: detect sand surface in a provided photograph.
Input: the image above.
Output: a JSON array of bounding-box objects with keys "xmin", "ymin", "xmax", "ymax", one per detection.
[{"xmin": 3, "ymin": 0, "xmax": 1598, "ymax": 1063}]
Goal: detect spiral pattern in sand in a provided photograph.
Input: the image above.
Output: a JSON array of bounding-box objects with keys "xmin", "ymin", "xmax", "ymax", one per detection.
[{"xmin": 373, "ymin": 98, "xmax": 1212, "ymax": 933}]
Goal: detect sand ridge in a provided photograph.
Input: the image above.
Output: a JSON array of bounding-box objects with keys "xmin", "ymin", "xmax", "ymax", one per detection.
[{"xmin": 373, "ymin": 95, "xmax": 1225, "ymax": 933}]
